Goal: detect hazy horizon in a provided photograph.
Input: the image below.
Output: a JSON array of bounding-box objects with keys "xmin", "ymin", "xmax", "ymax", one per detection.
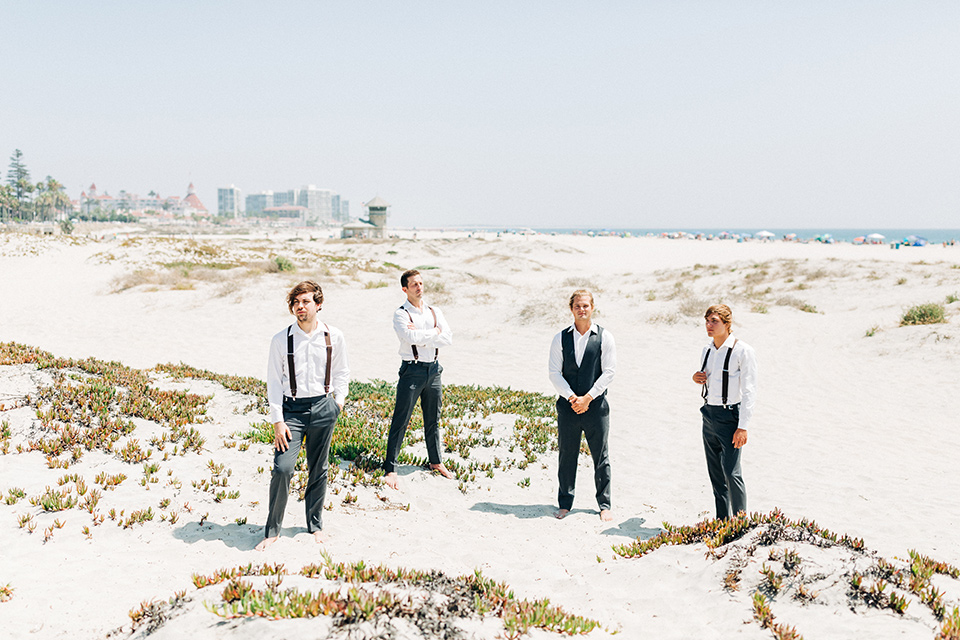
[{"xmin": 3, "ymin": 2, "xmax": 958, "ymax": 228}]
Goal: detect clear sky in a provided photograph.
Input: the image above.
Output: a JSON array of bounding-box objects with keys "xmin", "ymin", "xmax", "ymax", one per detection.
[{"xmin": 2, "ymin": 1, "xmax": 958, "ymax": 229}]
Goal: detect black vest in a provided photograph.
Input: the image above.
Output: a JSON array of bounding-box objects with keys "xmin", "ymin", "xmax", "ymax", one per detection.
[{"xmin": 561, "ymin": 326, "xmax": 605, "ymax": 398}]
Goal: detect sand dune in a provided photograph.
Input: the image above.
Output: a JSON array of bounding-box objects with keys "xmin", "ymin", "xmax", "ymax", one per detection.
[{"xmin": 1, "ymin": 228, "xmax": 959, "ymax": 639}]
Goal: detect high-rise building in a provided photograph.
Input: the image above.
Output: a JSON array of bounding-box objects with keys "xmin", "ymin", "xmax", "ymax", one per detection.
[
  {"xmin": 245, "ymin": 191, "xmax": 274, "ymax": 216},
  {"xmin": 340, "ymin": 199, "xmax": 349, "ymax": 221},
  {"xmin": 218, "ymin": 185, "xmax": 242, "ymax": 217},
  {"xmin": 298, "ymin": 185, "xmax": 335, "ymax": 225}
]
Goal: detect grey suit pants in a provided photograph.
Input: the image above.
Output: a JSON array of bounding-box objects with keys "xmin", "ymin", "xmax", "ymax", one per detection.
[
  {"xmin": 701, "ymin": 403, "xmax": 746, "ymax": 519},
  {"xmin": 556, "ymin": 395, "xmax": 611, "ymax": 511},
  {"xmin": 264, "ymin": 394, "xmax": 339, "ymax": 538}
]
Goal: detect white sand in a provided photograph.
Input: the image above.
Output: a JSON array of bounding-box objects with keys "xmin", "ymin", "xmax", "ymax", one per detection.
[{"xmin": 1, "ymin": 228, "xmax": 959, "ymax": 639}]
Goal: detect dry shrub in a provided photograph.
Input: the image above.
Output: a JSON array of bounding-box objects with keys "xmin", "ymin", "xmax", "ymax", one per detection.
[
  {"xmin": 677, "ymin": 296, "xmax": 710, "ymax": 318},
  {"xmin": 647, "ymin": 311, "xmax": 681, "ymax": 325}
]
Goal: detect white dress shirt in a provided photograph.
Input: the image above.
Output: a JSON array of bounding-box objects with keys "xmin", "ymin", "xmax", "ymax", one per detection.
[
  {"xmin": 699, "ymin": 335, "xmax": 758, "ymax": 430},
  {"xmin": 267, "ymin": 321, "xmax": 350, "ymax": 423},
  {"xmin": 548, "ymin": 324, "xmax": 617, "ymax": 400},
  {"xmin": 393, "ymin": 300, "xmax": 453, "ymax": 362}
]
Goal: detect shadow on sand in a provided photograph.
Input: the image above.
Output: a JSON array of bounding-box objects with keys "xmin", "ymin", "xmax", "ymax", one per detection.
[
  {"xmin": 172, "ymin": 521, "xmax": 303, "ymax": 551},
  {"xmin": 469, "ymin": 502, "xmax": 594, "ymax": 520},
  {"xmin": 600, "ymin": 516, "xmax": 663, "ymax": 540}
]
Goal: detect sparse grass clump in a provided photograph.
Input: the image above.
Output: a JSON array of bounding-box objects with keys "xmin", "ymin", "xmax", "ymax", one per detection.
[
  {"xmin": 865, "ymin": 325, "xmax": 881, "ymax": 337},
  {"xmin": 900, "ymin": 303, "xmax": 946, "ymax": 326}
]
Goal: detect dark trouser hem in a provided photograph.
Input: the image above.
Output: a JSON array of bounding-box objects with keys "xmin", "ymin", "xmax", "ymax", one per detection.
[
  {"xmin": 556, "ymin": 395, "xmax": 611, "ymax": 511},
  {"xmin": 383, "ymin": 361, "xmax": 443, "ymax": 473},
  {"xmin": 263, "ymin": 394, "xmax": 339, "ymax": 538},
  {"xmin": 701, "ymin": 404, "xmax": 746, "ymax": 520}
]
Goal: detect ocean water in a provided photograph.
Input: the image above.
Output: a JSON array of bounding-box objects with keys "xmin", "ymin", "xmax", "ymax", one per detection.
[{"xmin": 532, "ymin": 228, "xmax": 960, "ymax": 244}]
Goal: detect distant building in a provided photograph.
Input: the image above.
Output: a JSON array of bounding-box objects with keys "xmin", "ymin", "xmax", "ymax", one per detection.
[
  {"xmin": 181, "ymin": 183, "xmax": 209, "ymax": 216},
  {"xmin": 298, "ymin": 185, "xmax": 336, "ymax": 225},
  {"xmin": 342, "ymin": 196, "xmax": 389, "ymax": 239},
  {"xmin": 245, "ymin": 191, "xmax": 274, "ymax": 216},
  {"xmin": 218, "ymin": 185, "xmax": 242, "ymax": 217},
  {"xmin": 79, "ymin": 182, "xmax": 190, "ymax": 217},
  {"xmin": 262, "ymin": 205, "xmax": 307, "ymax": 221},
  {"xmin": 365, "ymin": 196, "xmax": 390, "ymax": 231},
  {"xmin": 340, "ymin": 219, "xmax": 380, "ymax": 239},
  {"xmin": 273, "ymin": 189, "xmax": 300, "ymax": 208}
]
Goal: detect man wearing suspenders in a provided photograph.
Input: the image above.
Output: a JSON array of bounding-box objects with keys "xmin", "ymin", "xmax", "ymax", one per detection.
[
  {"xmin": 256, "ymin": 280, "xmax": 350, "ymax": 551},
  {"xmin": 383, "ymin": 269, "xmax": 454, "ymax": 490},
  {"xmin": 548, "ymin": 289, "xmax": 617, "ymax": 522},
  {"xmin": 692, "ymin": 304, "xmax": 758, "ymax": 520}
]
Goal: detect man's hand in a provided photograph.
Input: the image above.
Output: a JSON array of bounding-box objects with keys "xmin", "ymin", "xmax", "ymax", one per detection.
[
  {"xmin": 732, "ymin": 428, "xmax": 748, "ymax": 449},
  {"xmin": 692, "ymin": 371, "xmax": 707, "ymax": 384},
  {"xmin": 571, "ymin": 394, "xmax": 593, "ymax": 414},
  {"xmin": 274, "ymin": 421, "xmax": 291, "ymax": 452}
]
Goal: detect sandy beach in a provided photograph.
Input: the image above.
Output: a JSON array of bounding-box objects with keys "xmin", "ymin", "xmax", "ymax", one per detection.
[{"xmin": 2, "ymin": 228, "xmax": 959, "ymax": 639}]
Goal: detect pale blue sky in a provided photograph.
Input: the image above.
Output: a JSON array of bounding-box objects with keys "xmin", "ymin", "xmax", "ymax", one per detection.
[{"xmin": 2, "ymin": 1, "xmax": 958, "ymax": 228}]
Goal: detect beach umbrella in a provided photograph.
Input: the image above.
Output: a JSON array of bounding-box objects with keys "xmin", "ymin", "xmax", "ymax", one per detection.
[
  {"xmin": 853, "ymin": 236, "xmax": 865, "ymax": 243},
  {"xmin": 756, "ymin": 230, "xmax": 775, "ymax": 238},
  {"xmin": 867, "ymin": 233, "xmax": 885, "ymax": 240},
  {"xmin": 785, "ymin": 233, "xmax": 797, "ymax": 240}
]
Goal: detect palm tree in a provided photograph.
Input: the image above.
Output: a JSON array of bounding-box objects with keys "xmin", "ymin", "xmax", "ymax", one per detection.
[
  {"xmin": 0, "ymin": 183, "xmax": 15, "ymax": 222},
  {"xmin": 42, "ymin": 176, "xmax": 71, "ymax": 221}
]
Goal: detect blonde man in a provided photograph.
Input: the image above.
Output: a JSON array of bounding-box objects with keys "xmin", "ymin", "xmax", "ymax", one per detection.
[
  {"xmin": 692, "ymin": 304, "xmax": 758, "ymax": 520},
  {"xmin": 548, "ymin": 289, "xmax": 617, "ymax": 521}
]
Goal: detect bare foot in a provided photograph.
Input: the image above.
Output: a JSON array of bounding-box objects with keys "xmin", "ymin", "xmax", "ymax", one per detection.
[
  {"xmin": 599, "ymin": 509, "xmax": 613, "ymax": 522},
  {"xmin": 429, "ymin": 463, "xmax": 454, "ymax": 479},
  {"xmin": 384, "ymin": 472, "xmax": 399, "ymax": 490},
  {"xmin": 255, "ymin": 536, "xmax": 278, "ymax": 551},
  {"xmin": 313, "ymin": 530, "xmax": 327, "ymax": 544},
  {"xmin": 555, "ymin": 509, "xmax": 570, "ymax": 520}
]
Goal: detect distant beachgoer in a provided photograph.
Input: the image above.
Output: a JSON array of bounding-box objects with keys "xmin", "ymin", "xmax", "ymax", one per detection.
[
  {"xmin": 548, "ymin": 289, "xmax": 617, "ymax": 521},
  {"xmin": 691, "ymin": 304, "xmax": 757, "ymax": 520},
  {"xmin": 256, "ymin": 280, "xmax": 349, "ymax": 551},
  {"xmin": 382, "ymin": 269, "xmax": 454, "ymax": 490}
]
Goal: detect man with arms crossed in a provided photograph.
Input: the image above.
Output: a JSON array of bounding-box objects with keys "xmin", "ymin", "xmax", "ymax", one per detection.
[
  {"xmin": 256, "ymin": 280, "xmax": 349, "ymax": 551},
  {"xmin": 383, "ymin": 269, "xmax": 454, "ymax": 490},
  {"xmin": 548, "ymin": 289, "xmax": 616, "ymax": 522},
  {"xmin": 692, "ymin": 304, "xmax": 758, "ymax": 520}
]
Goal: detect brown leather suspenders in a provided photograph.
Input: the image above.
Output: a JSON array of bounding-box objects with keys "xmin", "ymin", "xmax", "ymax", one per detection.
[
  {"xmin": 403, "ymin": 306, "xmax": 438, "ymax": 362},
  {"xmin": 286, "ymin": 323, "xmax": 332, "ymax": 398}
]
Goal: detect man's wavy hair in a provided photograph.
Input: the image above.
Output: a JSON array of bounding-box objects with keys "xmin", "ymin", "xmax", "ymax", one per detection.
[
  {"xmin": 704, "ymin": 304, "xmax": 732, "ymax": 329},
  {"xmin": 287, "ymin": 280, "xmax": 323, "ymax": 312}
]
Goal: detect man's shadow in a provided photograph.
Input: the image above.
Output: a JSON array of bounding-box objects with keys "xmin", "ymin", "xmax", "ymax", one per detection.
[
  {"xmin": 470, "ymin": 502, "xmax": 593, "ymax": 520},
  {"xmin": 172, "ymin": 520, "xmax": 296, "ymax": 551},
  {"xmin": 600, "ymin": 516, "xmax": 663, "ymax": 540}
]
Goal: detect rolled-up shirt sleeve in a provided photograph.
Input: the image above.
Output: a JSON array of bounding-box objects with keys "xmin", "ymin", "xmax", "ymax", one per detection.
[
  {"xmin": 548, "ymin": 330, "xmax": 575, "ymax": 399},
  {"xmin": 737, "ymin": 345, "xmax": 758, "ymax": 430},
  {"xmin": 587, "ymin": 330, "xmax": 616, "ymax": 399}
]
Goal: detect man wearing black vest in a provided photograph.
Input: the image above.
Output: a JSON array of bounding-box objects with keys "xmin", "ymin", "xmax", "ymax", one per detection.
[
  {"xmin": 383, "ymin": 269, "xmax": 454, "ymax": 491},
  {"xmin": 256, "ymin": 280, "xmax": 350, "ymax": 551},
  {"xmin": 692, "ymin": 304, "xmax": 758, "ymax": 520},
  {"xmin": 548, "ymin": 289, "xmax": 617, "ymax": 521}
]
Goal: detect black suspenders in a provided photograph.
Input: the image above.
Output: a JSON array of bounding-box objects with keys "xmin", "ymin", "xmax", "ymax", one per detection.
[
  {"xmin": 701, "ymin": 338, "xmax": 739, "ymax": 406},
  {"xmin": 286, "ymin": 324, "xmax": 332, "ymax": 398},
  {"xmin": 403, "ymin": 305, "xmax": 438, "ymax": 362}
]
